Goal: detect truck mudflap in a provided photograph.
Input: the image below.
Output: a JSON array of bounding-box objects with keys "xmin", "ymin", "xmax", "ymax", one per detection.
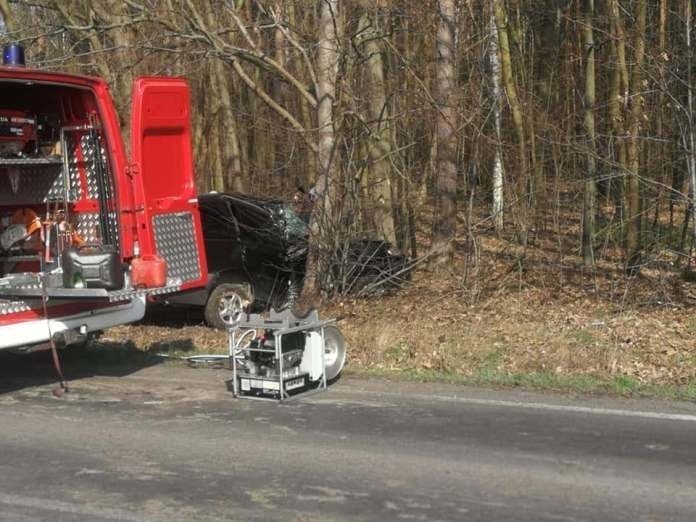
[{"xmin": 0, "ymin": 295, "xmax": 146, "ymax": 351}]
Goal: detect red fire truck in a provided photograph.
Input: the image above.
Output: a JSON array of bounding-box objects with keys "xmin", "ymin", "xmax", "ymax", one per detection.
[{"xmin": 0, "ymin": 47, "xmax": 207, "ymax": 352}]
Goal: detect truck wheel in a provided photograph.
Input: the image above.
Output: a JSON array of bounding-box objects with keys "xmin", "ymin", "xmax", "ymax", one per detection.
[
  {"xmin": 205, "ymin": 283, "xmax": 251, "ymax": 330},
  {"xmin": 323, "ymin": 325, "xmax": 346, "ymax": 382}
]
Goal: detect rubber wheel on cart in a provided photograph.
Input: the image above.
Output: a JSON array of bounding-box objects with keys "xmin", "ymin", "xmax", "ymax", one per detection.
[
  {"xmin": 204, "ymin": 283, "xmax": 252, "ymax": 330},
  {"xmin": 323, "ymin": 325, "xmax": 347, "ymax": 382}
]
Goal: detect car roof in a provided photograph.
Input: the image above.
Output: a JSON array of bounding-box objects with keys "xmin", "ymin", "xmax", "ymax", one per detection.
[
  {"xmin": 199, "ymin": 192, "xmax": 289, "ymax": 230},
  {"xmin": 199, "ymin": 191, "xmax": 286, "ymax": 209}
]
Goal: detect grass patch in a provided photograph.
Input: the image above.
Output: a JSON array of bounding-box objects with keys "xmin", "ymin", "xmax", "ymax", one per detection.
[
  {"xmin": 384, "ymin": 343, "xmax": 413, "ymax": 365},
  {"xmin": 687, "ymin": 318, "xmax": 696, "ymax": 334},
  {"xmin": 612, "ymin": 374, "xmax": 639, "ymax": 394},
  {"xmin": 348, "ymin": 367, "xmax": 696, "ymax": 402},
  {"xmin": 481, "ymin": 342, "xmax": 507, "ymax": 369},
  {"xmin": 566, "ymin": 328, "xmax": 598, "ymax": 347},
  {"xmin": 687, "ymin": 354, "xmax": 696, "ymax": 368}
]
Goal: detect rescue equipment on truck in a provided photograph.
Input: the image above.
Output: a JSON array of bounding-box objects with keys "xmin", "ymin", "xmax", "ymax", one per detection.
[
  {"xmin": 1, "ymin": 209, "xmax": 37, "ymax": 249},
  {"xmin": 62, "ymin": 245, "xmax": 124, "ymax": 290},
  {"xmin": 130, "ymin": 254, "xmax": 168, "ymax": 288},
  {"xmin": 0, "ymin": 110, "xmax": 36, "ymax": 156}
]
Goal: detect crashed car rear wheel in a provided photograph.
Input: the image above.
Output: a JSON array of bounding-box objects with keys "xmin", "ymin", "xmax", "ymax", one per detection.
[{"xmin": 205, "ymin": 283, "xmax": 252, "ymax": 330}]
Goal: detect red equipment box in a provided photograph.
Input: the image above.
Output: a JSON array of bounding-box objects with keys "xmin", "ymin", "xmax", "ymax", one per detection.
[{"xmin": 0, "ymin": 109, "xmax": 36, "ymax": 155}]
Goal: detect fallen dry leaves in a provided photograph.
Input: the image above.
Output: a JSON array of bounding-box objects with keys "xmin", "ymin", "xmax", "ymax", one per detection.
[{"xmin": 105, "ymin": 199, "xmax": 696, "ymax": 389}]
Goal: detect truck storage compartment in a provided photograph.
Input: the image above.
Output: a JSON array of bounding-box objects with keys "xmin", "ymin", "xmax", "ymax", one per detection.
[{"xmin": 0, "ymin": 80, "xmax": 121, "ymax": 294}]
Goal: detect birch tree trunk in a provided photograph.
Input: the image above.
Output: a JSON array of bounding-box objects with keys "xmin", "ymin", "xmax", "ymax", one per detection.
[
  {"xmin": 493, "ymin": 0, "xmax": 528, "ymax": 245},
  {"xmin": 489, "ymin": 7, "xmax": 504, "ymax": 234},
  {"xmin": 431, "ymin": 0, "xmax": 458, "ymax": 266},
  {"xmin": 581, "ymin": 0, "xmax": 597, "ymax": 268},
  {"xmin": 685, "ymin": 0, "xmax": 696, "ymax": 248},
  {"xmin": 300, "ymin": 0, "xmax": 339, "ymax": 304}
]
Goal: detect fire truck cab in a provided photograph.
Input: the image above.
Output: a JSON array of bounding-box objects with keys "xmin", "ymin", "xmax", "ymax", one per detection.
[{"xmin": 0, "ymin": 52, "xmax": 207, "ymax": 352}]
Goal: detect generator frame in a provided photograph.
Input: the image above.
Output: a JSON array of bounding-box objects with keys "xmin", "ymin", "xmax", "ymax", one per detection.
[{"xmin": 228, "ymin": 310, "xmax": 332, "ymax": 402}]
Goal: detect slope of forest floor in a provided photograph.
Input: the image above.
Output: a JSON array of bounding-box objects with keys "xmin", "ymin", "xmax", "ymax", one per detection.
[{"xmin": 105, "ymin": 197, "xmax": 696, "ymax": 400}]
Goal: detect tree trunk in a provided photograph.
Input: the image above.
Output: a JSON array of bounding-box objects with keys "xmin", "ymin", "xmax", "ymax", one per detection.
[
  {"xmin": 0, "ymin": 0, "xmax": 13, "ymax": 32},
  {"xmin": 431, "ymin": 0, "xmax": 458, "ymax": 266},
  {"xmin": 489, "ymin": 7, "xmax": 504, "ymax": 234},
  {"xmin": 95, "ymin": 0, "xmax": 136, "ymax": 134},
  {"xmin": 358, "ymin": 11, "xmax": 397, "ymax": 245},
  {"xmin": 685, "ymin": 0, "xmax": 696, "ymax": 248},
  {"xmin": 581, "ymin": 0, "xmax": 597, "ymax": 268},
  {"xmin": 652, "ymin": 0, "xmax": 668, "ymax": 230},
  {"xmin": 201, "ymin": 2, "xmax": 244, "ymax": 192},
  {"xmin": 208, "ymin": 121, "xmax": 225, "ymax": 192},
  {"xmin": 625, "ymin": 0, "xmax": 647, "ymax": 269},
  {"xmin": 607, "ymin": 0, "xmax": 628, "ymax": 220},
  {"xmin": 300, "ymin": 0, "xmax": 340, "ymax": 305},
  {"xmin": 214, "ymin": 64, "xmax": 244, "ymax": 192},
  {"xmin": 493, "ymin": 0, "xmax": 528, "ymax": 245}
]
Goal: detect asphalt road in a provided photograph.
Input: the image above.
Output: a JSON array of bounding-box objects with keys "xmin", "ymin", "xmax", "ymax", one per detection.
[{"xmin": 1, "ymin": 355, "xmax": 695, "ymax": 521}]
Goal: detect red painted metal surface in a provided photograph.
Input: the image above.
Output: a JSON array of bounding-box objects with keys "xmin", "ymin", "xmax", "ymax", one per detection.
[
  {"xmin": 89, "ymin": 77, "xmax": 137, "ymax": 260},
  {"xmin": 0, "ymin": 66, "xmax": 104, "ymax": 87},
  {"xmin": 130, "ymin": 77, "xmax": 207, "ymax": 290},
  {"xmin": 0, "ymin": 69, "xmax": 207, "ymax": 340}
]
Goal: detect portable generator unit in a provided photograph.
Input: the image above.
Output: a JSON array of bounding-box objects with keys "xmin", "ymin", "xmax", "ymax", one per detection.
[{"xmin": 227, "ymin": 309, "xmax": 345, "ymax": 402}]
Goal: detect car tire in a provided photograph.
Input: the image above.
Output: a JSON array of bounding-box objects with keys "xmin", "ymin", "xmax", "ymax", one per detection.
[{"xmin": 204, "ymin": 283, "xmax": 252, "ymax": 330}]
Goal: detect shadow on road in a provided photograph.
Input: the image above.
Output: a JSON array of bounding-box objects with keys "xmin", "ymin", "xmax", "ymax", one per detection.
[
  {"xmin": 140, "ymin": 304, "xmax": 206, "ymax": 328},
  {"xmin": 0, "ymin": 339, "xmax": 163, "ymax": 395}
]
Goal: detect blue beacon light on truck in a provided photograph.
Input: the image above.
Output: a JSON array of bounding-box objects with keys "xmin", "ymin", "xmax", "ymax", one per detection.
[{"xmin": 3, "ymin": 44, "xmax": 25, "ymax": 66}]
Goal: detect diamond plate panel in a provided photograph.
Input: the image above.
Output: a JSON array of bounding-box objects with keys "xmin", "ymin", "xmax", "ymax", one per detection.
[
  {"xmin": 46, "ymin": 137, "xmax": 81, "ymax": 202},
  {"xmin": 0, "ymin": 300, "xmax": 31, "ymax": 315},
  {"xmin": 153, "ymin": 212, "xmax": 201, "ymax": 283},
  {"xmin": 75, "ymin": 212, "xmax": 100, "ymax": 244},
  {"xmin": 80, "ymin": 133, "xmax": 101, "ymax": 200},
  {"xmin": 46, "ymin": 134, "xmax": 82, "ymax": 202},
  {"xmin": 75, "ymin": 212, "xmax": 119, "ymax": 246},
  {"xmin": 78, "ymin": 132, "xmax": 119, "ymax": 246},
  {"xmin": 0, "ymin": 132, "xmax": 114, "ymax": 206},
  {"xmin": 0, "ymin": 163, "xmax": 64, "ymax": 205},
  {"xmin": 108, "ymin": 278, "xmax": 183, "ymax": 302}
]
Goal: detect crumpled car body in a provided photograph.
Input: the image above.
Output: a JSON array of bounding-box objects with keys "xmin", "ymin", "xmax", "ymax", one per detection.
[
  {"xmin": 199, "ymin": 192, "xmax": 307, "ymax": 310},
  {"xmin": 162, "ymin": 192, "xmax": 410, "ymax": 325}
]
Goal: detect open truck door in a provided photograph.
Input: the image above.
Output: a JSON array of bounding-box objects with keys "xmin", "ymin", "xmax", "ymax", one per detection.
[{"xmin": 130, "ymin": 77, "xmax": 207, "ymax": 290}]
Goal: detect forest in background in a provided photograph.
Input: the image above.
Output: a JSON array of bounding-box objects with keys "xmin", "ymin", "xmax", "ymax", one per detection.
[{"xmin": 0, "ymin": 0, "xmax": 694, "ymax": 303}]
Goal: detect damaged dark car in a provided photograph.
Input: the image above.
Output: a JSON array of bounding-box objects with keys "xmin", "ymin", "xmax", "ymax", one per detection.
[{"xmin": 163, "ymin": 192, "xmax": 410, "ymax": 329}]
